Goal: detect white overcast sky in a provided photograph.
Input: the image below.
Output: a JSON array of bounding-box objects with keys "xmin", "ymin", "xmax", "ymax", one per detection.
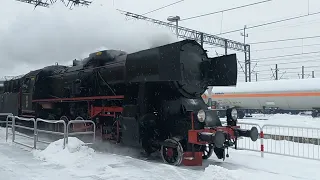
[{"xmin": 1, "ymin": 0, "xmax": 320, "ymax": 82}]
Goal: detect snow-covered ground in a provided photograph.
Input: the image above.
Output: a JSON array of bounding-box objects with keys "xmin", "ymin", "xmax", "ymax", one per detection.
[
  {"xmin": 238, "ymin": 113, "xmax": 320, "ymax": 127},
  {"xmin": 1, "ymin": 114, "xmax": 320, "ymax": 180}
]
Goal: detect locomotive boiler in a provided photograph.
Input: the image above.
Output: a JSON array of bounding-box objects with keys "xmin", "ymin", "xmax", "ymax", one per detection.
[{"xmin": 0, "ymin": 39, "xmax": 258, "ymax": 166}]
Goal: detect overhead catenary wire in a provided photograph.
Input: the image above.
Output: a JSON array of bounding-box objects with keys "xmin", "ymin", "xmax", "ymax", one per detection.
[
  {"xmin": 206, "ymin": 41, "xmax": 320, "ymax": 51},
  {"xmin": 250, "ymin": 35, "xmax": 320, "ymax": 45},
  {"xmin": 217, "ymin": 11, "xmax": 320, "ymax": 35},
  {"xmin": 205, "ymin": 42, "xmax": 320, "ymax": 51},
  {"xmin": 257, "ymin": 65, "xmax": 320, "ymax": 72},
  {"xmin": 251, "ymin": 50, "xmax": 320, "ymax": 61},
  {"xmin": 125, "ymin": 0, "xmax": 186, "ymax": 21},
  {"xmin": 141, "ymin": 0, "xmax": 185, "ymax": 15},
  {"xmin": 257, "ymin": 58, "xmax": 320, "ymax": 66},
  {"xmin": 247, "ymin": 18, "xmax": 320, "ymax": 34},
  {"xmin": 252, "ymin": 43, "xmax": 320, "ymax": 52},
  {"xmin": 251, "ymin": 54, "xmax": 320, "ymax": 63},
  {"xmin": 257, "ymin": 58, "xmax": 320, "ymax": 67},
  {"xmin": 179, "ymin": 0, "xmax": 272, "ymax": 21}
]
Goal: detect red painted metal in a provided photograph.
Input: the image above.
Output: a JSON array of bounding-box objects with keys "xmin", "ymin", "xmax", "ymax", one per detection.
[
  {"xmin": 188, "ymin": 126, "xmax": 240, "ymax": 145},
  {"xmin": 90, "ymin": 106, "xmax": 123, "ymax": 118},
  {"xmin": 73, "ymin": 124, "xmax": 92, "ymax": 132},
  {"xmin": 90, "ymin": 106, "xmax": 123, "ymax": 142},
  {"xmin": 32, "ymin": 95, "xmax": 124, "ymax": 103},
  {"xmin": 182, "ymin": 152, "xmax": 203, "ymax": 166}
]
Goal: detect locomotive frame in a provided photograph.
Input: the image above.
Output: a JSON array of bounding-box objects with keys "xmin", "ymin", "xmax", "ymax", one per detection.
[{"xmin": 0, "ymin": 39, "xmax": 258, "ymax": 166}]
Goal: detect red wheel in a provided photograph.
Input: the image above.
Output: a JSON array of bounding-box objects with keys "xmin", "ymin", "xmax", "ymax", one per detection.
[{"xmin": 160, "ymin": 139, "xmax": 183, "ymax": 166}]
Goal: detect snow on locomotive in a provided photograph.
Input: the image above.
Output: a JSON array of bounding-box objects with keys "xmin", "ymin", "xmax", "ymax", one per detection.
[{"xmin": 0, "ymin": 39, "xmax": 258, "ymax": 166}]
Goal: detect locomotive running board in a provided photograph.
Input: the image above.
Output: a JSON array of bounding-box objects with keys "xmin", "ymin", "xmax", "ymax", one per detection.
[{"xmin": 32, "ymin": 95, "xmax": 124, "ymax": 103}]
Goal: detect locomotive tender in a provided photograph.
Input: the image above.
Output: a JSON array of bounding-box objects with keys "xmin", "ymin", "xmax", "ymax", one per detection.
[{"xmin": 0, "ymin": 39, "xmax": 258, "ymax": 166}]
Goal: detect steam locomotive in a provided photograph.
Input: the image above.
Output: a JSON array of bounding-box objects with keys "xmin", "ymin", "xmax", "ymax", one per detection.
[{"xmin": 0, "ymin": 39, "xmax": 258, "ymax": 166}]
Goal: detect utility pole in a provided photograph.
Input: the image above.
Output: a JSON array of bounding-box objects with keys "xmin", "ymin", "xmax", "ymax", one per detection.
[
  {"xmin": 241, "ymin": 25, "xmax": 250, "ymax": 82},
  {"xmin": 302, "ymin": 66, "xmax": 305, "ymax": 79},
  {"xmin": 271, "ymin": 64, "xmax": 279, "ymax": 80},
  {"xmin": 275, "ymin": 64, "xmax": 278, "ymax": 80}
]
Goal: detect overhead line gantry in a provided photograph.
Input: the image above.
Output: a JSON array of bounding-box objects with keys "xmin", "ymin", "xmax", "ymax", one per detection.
[{"xmin": 118, "ymin": 10, "xmax": 252, "ymax": 82}]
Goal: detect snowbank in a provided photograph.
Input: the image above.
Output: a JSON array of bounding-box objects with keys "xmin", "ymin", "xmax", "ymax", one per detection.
[
  {"xmin": 33, "ymin": 137, "xmax": 94, "ymax": 167},
  {"xmin": 200, "ymin": 165, "xmax": 243, "ymax": 180}
]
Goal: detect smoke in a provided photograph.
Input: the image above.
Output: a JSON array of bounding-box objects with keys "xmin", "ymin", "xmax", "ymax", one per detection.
[
  {"xmin": 0, "ymin": 0, "xmax": 177, "ymax": 77},
  {"xmin": 147, "ymin": 33, "xmax": 177, "ymax": 49}
]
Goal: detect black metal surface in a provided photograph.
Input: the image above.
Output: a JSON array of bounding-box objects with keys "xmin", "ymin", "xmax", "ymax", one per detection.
[
  {"xmin": 0, "ymin": 81, "xmax": 3, "ymax": 94},
  {"xmin": 119, "ymin": 116, "xmax": 140, "ymax": 147},
  {"xmin": 160, "ymin": 97, "xmax": 222, "ymax": 138},
  {"xmin": 201, "ymin": 54, "xmax": 237, "ymax": 86},
  {"xmin": 203, "ymin": 109, "xmax": 222, "ymax": 127},
  {"xmin": 0, "ymin": 93, "xmax": 19, "ymax": 115},
  {"xmin": 5, "ymin": 40, "xmax": 237, "ymax": 101},
  {"xmin": 199, "ymin": 131, "xmax": 226, "ymax": 148},
  {"xmin": 126, "ymin": 39, "xmax": 208, "ymax": 97},
  {"xmin": 235, "ymin": 127, "xmax": 259, "ymax": 141}
]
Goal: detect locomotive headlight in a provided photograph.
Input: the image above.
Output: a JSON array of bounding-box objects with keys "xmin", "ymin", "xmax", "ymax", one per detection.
[
  {"xmin": 231, "ymin": 108, "xmax": 238, "ymax": 121},
  {"xmin": 197, "ymin": 109, "xmax": 206, "ymax": 122}
]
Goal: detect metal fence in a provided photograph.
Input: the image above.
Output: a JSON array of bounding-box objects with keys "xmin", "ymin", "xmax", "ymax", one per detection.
[
  {"xmin": 11, "ymin": 116, "xmax": 37, "ymax": 149},
  {"xmin": 222, "ymin": 120, "xmax": 320, "ymax": 161},
  {"xmin": 1, "ymin": 114, "xmax": 95, "ymax": 150},
  {"xmin": 1, "ymin": 114, "xmax": 320, "ymax": 161},
  {"xmin": 36, "ymin": 118, "xmax": 67, "ymax": 149},
  {"xmin": 66, "ymin": 120, "xmax": 96, "ymax": 145},
  {"xmin": 262, "ymin": 124, "xmax": 320, "ymax": 160},
  {"xmin": 0, "ymin": 113, "xmax": 13, "ymax": 142}
]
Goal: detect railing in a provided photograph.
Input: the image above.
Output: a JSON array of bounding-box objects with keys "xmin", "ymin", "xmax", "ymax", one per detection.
[
  {"xmin": 1, "ymin": 114, "xmax": 319, "ymax": 161},
  {"xmin": 262, "ymin": 124, "xmax": 320, "ymax": 160},
  {"xmin": 234, "ymin": 122, "xmax": 264, "ymax": 157},
  {"xmin": 66, "ymin": 120, "xmax": 96, "ymax": 145},
  {"xmin": 12, "ymin": 116, "xmax": 37, "ymax": 149},
  {"xmin": 222, "ymin": 120, "xmax": 320, "ymax": 161},
  {"xmin": 36, "ymin": 118, "xmax": 67, "ymax": 149},
  {"xmin": 1, "ymin": 114, "xmax": 95, "ymax": 150},
  {"xmin": 0, "ymin": 113, "xmax": 13, "ymax": 142}
]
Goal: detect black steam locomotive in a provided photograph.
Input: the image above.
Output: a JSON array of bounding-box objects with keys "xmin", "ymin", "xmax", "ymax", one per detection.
[{"xmin": 0, "ymin": 40, "xmax": 258, "ymax": 166}]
